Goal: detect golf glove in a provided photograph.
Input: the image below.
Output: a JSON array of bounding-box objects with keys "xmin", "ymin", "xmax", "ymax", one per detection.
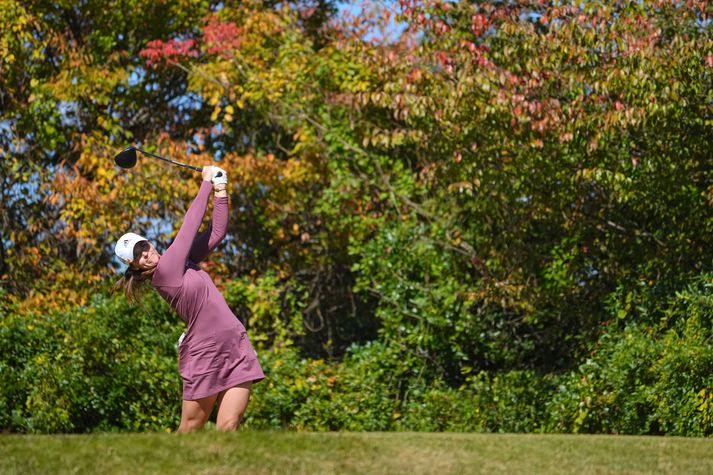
[{"xmin": 212, "ymin": 166, "xmax": 228, "ymax": 185}]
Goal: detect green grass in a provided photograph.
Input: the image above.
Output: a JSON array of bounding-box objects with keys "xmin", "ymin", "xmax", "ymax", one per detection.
[{"xmin": 1, "ymin": 431, "xmax": 711, "ymax": 474}]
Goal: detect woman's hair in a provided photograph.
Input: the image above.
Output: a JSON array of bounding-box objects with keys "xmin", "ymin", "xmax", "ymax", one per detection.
[{"xmin": 113, "ymin": 240, "xmax": 157, "ymax": 304}]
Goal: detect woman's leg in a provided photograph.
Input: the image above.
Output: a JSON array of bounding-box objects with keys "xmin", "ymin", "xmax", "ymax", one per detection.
[
  {"xmin": 177, "ymin": 394, "xmax": 218, "ymax": 433},
  {"xmin": 215, "ymin": 381, "xmax": 252, "ymax": 431}
]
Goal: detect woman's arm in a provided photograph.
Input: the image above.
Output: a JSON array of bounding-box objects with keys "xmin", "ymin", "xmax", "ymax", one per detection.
[
  {"xmin": 188, "ymin": 191, "xmax": 229, "ymax": 263},
  {"xmin": 153, "ymin": 177, "xmax": 213, "ymax": 287}
]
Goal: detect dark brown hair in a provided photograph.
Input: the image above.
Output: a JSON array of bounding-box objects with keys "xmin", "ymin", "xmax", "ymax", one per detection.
[{"xmin": 113, "ymin": 240, "xmax": 157, "ymax": 304}]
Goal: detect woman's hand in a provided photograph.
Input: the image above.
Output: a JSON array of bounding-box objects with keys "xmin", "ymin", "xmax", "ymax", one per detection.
[
  {"xmin": 202, "ymin": 165, "xmax": 213, "ymax": 182},
  {"xmin": 211, "ymin": 166, "xmax": 228, "ymax": 186},
  {"xmin": 212, "ymin": 166, "xmax": 228, "ymax": 197}
]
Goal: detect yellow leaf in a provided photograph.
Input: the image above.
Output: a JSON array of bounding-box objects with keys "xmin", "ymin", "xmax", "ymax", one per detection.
[{"xmin": 210, "ymin": 106, "xmax": 220, "ymax": 122}]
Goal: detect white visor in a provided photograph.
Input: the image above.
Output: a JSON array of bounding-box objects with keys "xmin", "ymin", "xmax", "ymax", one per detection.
[{"xmin": 115, "ymin": 232, "xmax": 147, "ymax": 264}]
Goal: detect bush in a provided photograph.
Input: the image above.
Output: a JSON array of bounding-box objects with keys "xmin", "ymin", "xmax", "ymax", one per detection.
[
  {"xmin": 246, "ymin": 342, "xmax": 399, "ymax": 431},
  {"xmin": 545, "ymin": 276, "xmax": 713, "ymax": 435},
  {"xmin": 2, "ymin": 274, "xmax": 711, "ymax": 436},
  {"xmin": 397, "ymin": 371, "xmax": 555, "ymax": 433},
  {"xmin": 248, "ymin": 341, "xmax": 554, "ymax": 433},
  {"xmin": 0, "ymin": 287, "xmax": 184, "ymax": 433}
]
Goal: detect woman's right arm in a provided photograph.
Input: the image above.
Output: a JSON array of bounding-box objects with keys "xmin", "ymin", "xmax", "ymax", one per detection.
[
  {"xmin": 189, "ymin": 167, "xmax": 229, "ymax": 263},
  {"xmin": 153, "ymin": 174, "xmax": 213, "ymax": 287},
  {"xmin": 188, "ymin": 193, "xmax": 229, "ymax": 263}
]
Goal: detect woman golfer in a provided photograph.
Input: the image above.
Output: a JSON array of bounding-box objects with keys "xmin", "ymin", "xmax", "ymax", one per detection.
[{"xmin": 114, "ymin": 165, "xmax": 264, "ymax": 432}]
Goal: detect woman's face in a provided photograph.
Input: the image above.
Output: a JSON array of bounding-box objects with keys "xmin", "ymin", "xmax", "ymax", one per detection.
[{"xmin": 131, "ymin": 240, "xmax": 160, "ymax": 271}]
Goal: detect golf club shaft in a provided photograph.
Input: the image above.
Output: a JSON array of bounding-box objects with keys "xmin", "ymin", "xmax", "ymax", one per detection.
[{"xmin": 136, "ymin": 148, "xmax": 202, "ymax": 172}]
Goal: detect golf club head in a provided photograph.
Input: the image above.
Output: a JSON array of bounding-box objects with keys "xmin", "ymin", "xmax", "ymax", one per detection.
[{"xmin": 114, "ymin": 147, "xmax": 138, "ymax": 169}]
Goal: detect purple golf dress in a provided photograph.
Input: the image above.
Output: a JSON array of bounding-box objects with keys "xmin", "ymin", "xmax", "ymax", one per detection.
[{"xmin": 151, "ymin": 180, "xmax": 264, "ymax": 400}]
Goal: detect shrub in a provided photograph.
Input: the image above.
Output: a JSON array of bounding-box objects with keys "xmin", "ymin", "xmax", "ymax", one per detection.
[
  {"xmin": 0, "ymin": 288, "xmax": 183, "ymax": 433},
  {"xmin": 545, "ymin": 276, "xmax": 713, "ymax": 435},
  {"xmin": 3, "ymin": 274, "xmax": 711, "ymax": 436},
  {"xmin": 397, "ymin": 371, "xmax": 555, "ymax": 433},
  {"xmin": 246, "ymin": 342, "xmax": 399, "ymax": 431}
]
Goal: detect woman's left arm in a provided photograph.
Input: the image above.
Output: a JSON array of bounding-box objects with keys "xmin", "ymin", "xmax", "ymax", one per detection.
[{"xmin": 152, "ymin": 169, "xmax": 213, "ymax": 287}]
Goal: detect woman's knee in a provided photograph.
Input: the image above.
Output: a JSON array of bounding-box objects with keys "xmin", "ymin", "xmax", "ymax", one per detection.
[
  {"xmin": 215, "ymin": 413, "xmax": 243, "ymax": 431},
  {"xmin": 177, "ymin": 395, "xmax": 217, "ymax": 433},
  {"xmin": 177, "ymin": 416, "xmax": 208, "ymax": 433},
  {"xmin": 215, "ymin": 384, "xmax": 251, "ymax": 431}
]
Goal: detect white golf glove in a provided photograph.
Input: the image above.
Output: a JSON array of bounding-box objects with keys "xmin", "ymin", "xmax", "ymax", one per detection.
[{"xmin": 211, "ymin": 166, "xmax": 228, "ymax": 186}]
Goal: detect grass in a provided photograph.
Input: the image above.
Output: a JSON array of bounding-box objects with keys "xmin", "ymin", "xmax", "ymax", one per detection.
[{"xmin": 1, "ymin": 431, "xmax": 712, "ymax": 474}]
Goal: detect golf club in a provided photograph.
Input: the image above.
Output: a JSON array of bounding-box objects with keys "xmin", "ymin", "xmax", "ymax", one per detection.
[{"xmin": 114, "ymin": 146, "xmax": 203, "ymax": 172}]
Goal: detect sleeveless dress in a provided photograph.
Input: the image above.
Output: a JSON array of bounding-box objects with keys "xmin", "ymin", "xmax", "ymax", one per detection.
[{"xmin": 151, "ymin": 180, "xmax": 264, "ymax": 400}]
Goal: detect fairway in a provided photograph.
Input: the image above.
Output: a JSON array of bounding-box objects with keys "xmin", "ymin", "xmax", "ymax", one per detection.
[{"xmin": 1, "ymin": 431, "xmax": 711, "ymax": 475}]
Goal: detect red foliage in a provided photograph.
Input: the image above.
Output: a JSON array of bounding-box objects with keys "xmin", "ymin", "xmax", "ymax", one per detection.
[
  {"xmin": 139, "ymin": 15, "xmax": 242, "ymax": 66},
  {"xmin": 203, "ymin": 15, "xmax": 243, "ymax": 58},
  {"xmin": 471, "ymin": 13, "xmax": 489, "ymax": 37},
  {"xmin": 140, "ymin": 38, "xmax": 198, "ymax": 66},
  {"xmin": 434, "ymin": 50, "xmax": 454, "ymax": 74},
  {"xmin": 399, "ymin": 0, "xmax": 423, "ymax": 18}
]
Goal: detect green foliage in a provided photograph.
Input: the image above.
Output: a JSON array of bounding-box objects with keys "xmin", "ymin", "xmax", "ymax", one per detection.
[
  {"xmin": 396, "ymin": 371, "xmax": 554, "ymax": 433},
  {"xmin": 545, "ymin": 276, "xmax": 713, "ymax": 435},
  {"xmin": 225, "ymin": 272, "xmax": 306, "ymax": 349},
  {"xmin": 247, "ymin": 342, "xmax": 399, "ymax": 431},
  {"xmin": 0, "ymin": 288, "xmax": 183, "ymax": 433},
  {"xmin": 1, "ymin": 274, "xmax": 711, "ymax": 435},
  {"xmin": 248, "ymin": 341, "xmax": 554, "ymax": 433}
]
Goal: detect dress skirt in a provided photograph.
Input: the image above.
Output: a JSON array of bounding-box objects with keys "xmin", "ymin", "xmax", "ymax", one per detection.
[{"xmin": 178, "ymin": 325, "xmax": 265, "ymax": 400}]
